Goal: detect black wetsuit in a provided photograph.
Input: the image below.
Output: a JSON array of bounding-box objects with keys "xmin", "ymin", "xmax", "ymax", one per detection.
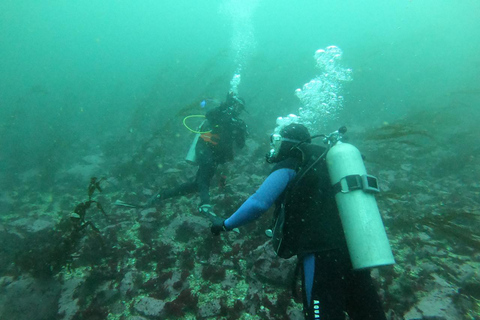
[
  {"xmin": 161, "ymin": 106, "xmax": 246, "ymax": 205},
  {"xmin": 275, "ymin": 144, "xmax": 387, "ymax": 320}
]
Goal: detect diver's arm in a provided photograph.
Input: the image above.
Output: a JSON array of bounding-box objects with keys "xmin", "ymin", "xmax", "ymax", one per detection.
[{"xmin": 223, "ymin": 168, "xmax": 296, "ymax": 230}]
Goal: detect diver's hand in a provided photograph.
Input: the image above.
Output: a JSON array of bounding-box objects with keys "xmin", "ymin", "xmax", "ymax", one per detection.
[{"xmin": 210, "ymin": 217, "xmax": 227, "ymax": 236}]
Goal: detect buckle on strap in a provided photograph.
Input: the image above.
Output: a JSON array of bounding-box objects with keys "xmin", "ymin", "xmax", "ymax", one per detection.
[{"xmin": 333, "ymin": 174, "xmax": 380, "ymax": 194}]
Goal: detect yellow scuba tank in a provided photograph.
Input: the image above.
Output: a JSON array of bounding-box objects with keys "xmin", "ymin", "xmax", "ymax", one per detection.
[{"xmin": 326, "ymin": 141, "xmax": 395, "ymax": 269}]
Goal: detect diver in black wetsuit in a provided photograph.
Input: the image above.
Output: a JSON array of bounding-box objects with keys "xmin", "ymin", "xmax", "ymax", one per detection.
[
  {"xmin": 211, "ymin": 122, "xmax": 387, "ymax": 320},
  {"xmin": 148, "ymin": 92, "xmax": 247, "ymax": 216}
]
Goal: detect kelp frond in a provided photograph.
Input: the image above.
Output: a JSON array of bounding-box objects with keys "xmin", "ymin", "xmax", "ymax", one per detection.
[
  {"xmin": 418, "ymin": 210, "xmax": 480, "ymax": 248},
  {"xmin": 365, "ymin": 123, "xmax": 434, "ymax": 142}
]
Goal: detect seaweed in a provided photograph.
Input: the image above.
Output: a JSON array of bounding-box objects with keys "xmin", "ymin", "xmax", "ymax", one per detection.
[
  {"xmin": 390, "ymin": 204, "xmax": 480, "ymax": 250},
  {"xmin": 12, "ymin": 177, "xmax": 110, "ymax": 278},
  {"xmin": 201, "ymin": 265, "xmax": 226, "ymax": 283},
  {"xmin": 70, "ymin": 177, "xmax": 108, "ymax": 236},
  {"xmin": 364, "ymin": 122, "xmax": 434, "ymax": 142},
  {"xmin": 164, "ymin": 288, "xmax": 198, "ymax": 317},
  {"xmin": 417, "ymin": 209, "xmax": 480, "ymax": 249}
]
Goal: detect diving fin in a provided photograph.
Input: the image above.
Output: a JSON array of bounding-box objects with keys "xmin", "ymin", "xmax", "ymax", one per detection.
[{"xmin": 114, "ymin": 200, "xmax": 145, "ymax": 208}]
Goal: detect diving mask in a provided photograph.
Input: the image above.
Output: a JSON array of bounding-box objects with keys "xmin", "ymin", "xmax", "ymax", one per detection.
[{"xmin": 266, "ymin": 133, "xmax": 302, "ymax": 163}]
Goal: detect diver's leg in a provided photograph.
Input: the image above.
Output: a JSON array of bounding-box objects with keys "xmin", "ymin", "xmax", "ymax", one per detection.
[
  {"xmin": 302, "ymin": 250, "xmax": 348, "ymax": 320},
  {"xmin": 196, "ymin": 161, "xmax": 217, "ymax": 206},
  {"xmin": 147, "ymin": 179, "xmax": 198, "ymax": 206},
  {"xmin": 301, "ymin": 254, "xmax": 317, "ymax": 319},
  {"xmin": 346, "ymin": 269, "xmax": 387, "ymax": 320},
  {"xmin": 161, "ymin": 181, "xmax": 198, "ymax": 199}
]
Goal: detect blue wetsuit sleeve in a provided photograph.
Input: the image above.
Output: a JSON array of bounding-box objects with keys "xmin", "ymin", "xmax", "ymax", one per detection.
[{"xmin": 224, "ymin": 168, "xmax": 296, "ymax": 230}]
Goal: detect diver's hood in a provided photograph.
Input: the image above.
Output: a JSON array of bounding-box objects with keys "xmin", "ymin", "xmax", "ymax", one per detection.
[
  {"xmin": 265, "ymin": 115, "xmax": 311, "ymax": 163},
  {"xmin": 266, "ymin": 133, "xmax": 304, "ymax": 163}
]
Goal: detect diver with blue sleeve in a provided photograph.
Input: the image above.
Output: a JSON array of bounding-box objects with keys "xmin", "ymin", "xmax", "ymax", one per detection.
[{"xmin": 211, "ymin": 115, "xmax": 392, "ymax": 320}]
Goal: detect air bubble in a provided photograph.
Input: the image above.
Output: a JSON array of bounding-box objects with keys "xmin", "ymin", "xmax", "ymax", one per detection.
[{"xmin": 295, "ymin": 46, "xmax": 353, "ymax": 132}]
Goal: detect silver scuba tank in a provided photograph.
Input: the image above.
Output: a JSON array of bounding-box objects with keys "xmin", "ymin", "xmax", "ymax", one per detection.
[
  {"xmin": 185, "ymin": 119, "xmax": 208, "ymax": 165},
  {"xmin": 326, "ymin": 141, "xmax": 395, "ymax": 269},
  {"xmin": 185, "ymin": 133, "xmax": 200, "ymax": 165}
]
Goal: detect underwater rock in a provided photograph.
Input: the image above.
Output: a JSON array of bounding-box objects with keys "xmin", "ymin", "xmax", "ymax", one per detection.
[
  {"xmin": 29, "ymin": 218, "xmax": 56, "ymax": 233},
  {"xmin": 138, "ymin": 207, "xmax": 156, "ymax": 221},
  {"xmin": 287, "ymin": 307, "xmax": 304, "ymax": 319},
  {"xmin": 197, "ymin": 299, "xmax": 222, "ymax": 318},
  {"xmin": 201, "ymin": 264, "xmax": 226, "ymax": 283},
  {"xmin": 0, "ymin": 226, "xmax": 24, "ymax": 271},
  {"xmin": 0, "ymin": 276, "xmax": 14, "ymax": 287},
  {"xmin": 0, "ymin": 275, "xmax": 60, "ymax": 320},
  {"xmin": 419, "ymin": 245, "xmax": 448, "ymax": 258},
  {"xmin": 220, "ymin": 270, "xmax": 240, "ymax": 290},
  {"xmin": 142, "ymin": 188, "xmax": 154, "ymax": 197},
  {"xmin": 10, "ymin": 218, "xmax": 36, "ymax": 231},
  {"xmin": 455, "ymin": 263, "xmax": 478, "ymax": 284},
  {"xmin": 93, "ymin": 282, "xmax": 120, "ymax": 306},
  {"xmin": 119, "ymin": 270, "xmax": 138, "ymax": 297},
  {"xmin": 58, "ymin": 277, "xmax": 83, "ymax": 320},
  {"xmin": 162, "ymin": 270, "xmax": 183, "ymax": 296},
  {"xmin": 403, "ymin": 274, "xmax": 460, "ymax": 320},
  {"xmin": 134, "ymin": 296, "xmax": 166, "ymax": 317},
  {"xmin": 247, "ymin": 241, "xmax": 297, "ymax": 285},
  {"xmin": 456, "ymin": 263, "xmax": 480, "ymax": 300},
  {"xmin": 162, "ymin": 213, "xmax": 209, "ymax": 242}
]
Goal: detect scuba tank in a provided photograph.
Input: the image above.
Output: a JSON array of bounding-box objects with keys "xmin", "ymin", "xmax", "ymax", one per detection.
[
  {"xmin": 184, "ymin": 99, "xmax": 220, "ymax": 164},
  {"xmin": 325, "ymin": 127, "xmax": 395, "ymax": 269},
  {"xmin": 185, "ymin": 133, "xmax": 201, "ymax": 164}
]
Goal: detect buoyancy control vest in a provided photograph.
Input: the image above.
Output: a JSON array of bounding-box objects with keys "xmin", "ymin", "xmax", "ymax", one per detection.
[
  {"xmin": 271, "ymin": 143, "xmax": 348, "ymax": 259},
  {"xmin": 186, "ymin": 109, "xmax": 247, "ymax": 165}
]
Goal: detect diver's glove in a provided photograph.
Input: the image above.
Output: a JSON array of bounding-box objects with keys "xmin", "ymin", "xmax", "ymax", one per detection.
[{"xmin": 211, "ymin": 216, "xmax": 228, "ymax": 236}]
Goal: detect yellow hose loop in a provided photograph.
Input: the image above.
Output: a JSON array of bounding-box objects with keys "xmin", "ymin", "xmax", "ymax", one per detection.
[{"xmin": 183, "ymin": 115, "xmax": 211, "ymax": 134}]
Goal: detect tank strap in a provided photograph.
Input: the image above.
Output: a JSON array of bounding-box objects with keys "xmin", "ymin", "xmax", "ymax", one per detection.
[{"xmin": 332, "ymin": 174, "xmax": 380, "ymax": 194}]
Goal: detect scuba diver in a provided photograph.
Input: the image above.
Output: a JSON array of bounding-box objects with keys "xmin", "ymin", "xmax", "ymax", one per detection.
[
  {"xmin": 210, "ymin": 116, "xmax": 390, "ymax": 320},
  {"xmin": 147, "ymin": 92, "xmax": 248, "ymax": 217}
]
